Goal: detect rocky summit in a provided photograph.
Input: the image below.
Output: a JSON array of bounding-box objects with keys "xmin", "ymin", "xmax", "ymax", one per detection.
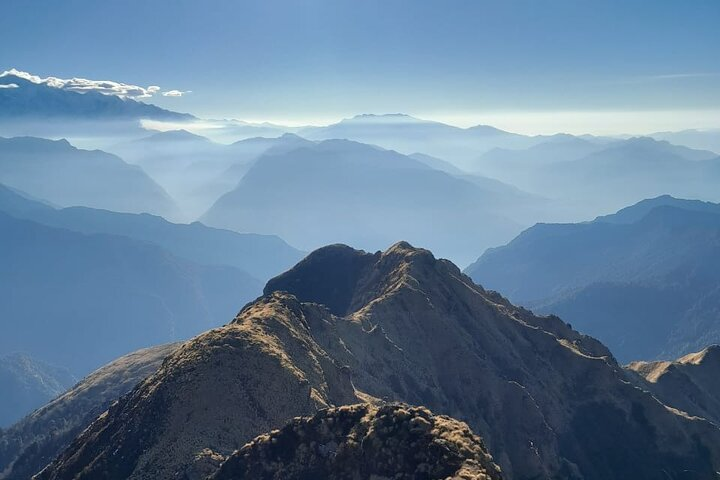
[
  {"xmin": 212, "ymin": 403, "xmax": 502, "ymax": 480},
  {"xmin": 36, "ymin": 242, "xmax": 720, "ymax": 479}
]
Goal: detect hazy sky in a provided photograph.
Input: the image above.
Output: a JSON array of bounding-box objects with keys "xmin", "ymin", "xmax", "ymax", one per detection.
[{"xmin": 2, "ymin": 0, "xmax": 719, "ymax": 134}]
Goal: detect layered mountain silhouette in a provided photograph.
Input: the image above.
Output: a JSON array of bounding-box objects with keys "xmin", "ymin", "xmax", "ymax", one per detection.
[
  {"xmin": 0, "ymin": 183, "xmax": 303, "ymax": 282},
  {"xmin": 649, "ymin": 129, "xmax": 720, "ymax": 155},
  {"xmin": 0, "ymin": 211, "xmax": 261, "ymax": 375},
  {"xmin": 300, "ymin": 113, "xmax": 537, "ymax": 168},
  {"xmin": 0, "ymin": 344, "xmax": 178, "ymax": 480},
  {"xmin": 0, "ymin": 137, "xmax": 177, "ymax": 218},
  {"xmin": 35, "ymin": 242, "xmax": 720, "ymax": 480},
  {"xmin": 0, "ymin": 354, "xmax": 75, "ymax": 428},
  {"xmin": 202, "ymin": 139, "xmax": 538, "ymax": 266},
  {"xmin": 475, "ymin": 137, "xmax": 720, "ymax": 219},
  {"xmin": 466, "ymin": 196, "xmax": 720, "ymax": 362},
  {"xmin": 109, "ymin": 131, "xmax": 312, "ymax": 219}
]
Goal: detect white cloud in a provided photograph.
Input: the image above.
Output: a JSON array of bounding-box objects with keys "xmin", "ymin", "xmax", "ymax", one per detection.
[
  {"xmin": 0, "ymin": 68, "xmax": 184, "ymax": 99},
  {"xmin": 162, "ymin": 89, "xmax": 191, "ymax": 97},
  {"xmin": 0, "ymin": 83, "xmax": 19, "ymax": 89}
]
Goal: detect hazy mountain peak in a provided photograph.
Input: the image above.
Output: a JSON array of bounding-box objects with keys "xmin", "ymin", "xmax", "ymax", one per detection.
[
  {"xmin": 342, "ymin": 113, "xmax": 426, "ymax": 124},
  {"xmin": 278, "ymin": 132, "xmax": 305, "ymax": 140},
  {"xmin": 465, "ymin": 123, "xmax": 513, "ymax": 135},
  {"xmin": 0, "ymin": 136, "xmax": 74, "ymax": 152},
  {"xmin": 594, "ymin": 195, "xmax": 720, "ymax": 224},
  {"xmin": 142, "ymin": 129, "xmax": 211, "ymax": 143}
]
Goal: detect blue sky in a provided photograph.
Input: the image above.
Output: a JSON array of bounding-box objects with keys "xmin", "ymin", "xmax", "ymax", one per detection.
[{"xmin": 2, "ymin": 0, "xmax": 719, "ymax": 133}]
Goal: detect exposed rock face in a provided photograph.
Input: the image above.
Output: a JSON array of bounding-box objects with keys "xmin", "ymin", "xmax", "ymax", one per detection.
[
  {"xmin": 212, "ymin": 404, "xmax": 502, "ymax": 480},
  {"xmin": 627, "ymin": 345, "xmax": 720, "ymax": 426},
  {"xmin": 0, "ymin": 344, "xmax": 178, "ymax": 480},
  {"xmin": 37, "ymin": 242, "xmax": 720, "ymax": 479}
]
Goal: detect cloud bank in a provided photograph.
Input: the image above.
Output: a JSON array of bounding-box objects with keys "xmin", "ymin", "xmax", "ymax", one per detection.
[
  {"xmin": 162, "ymin": 89, "xmax": 191, "ymax": 97},
  {"xmin": 0, "ymin": 68, "xmax": 187, "ymax": 99}
]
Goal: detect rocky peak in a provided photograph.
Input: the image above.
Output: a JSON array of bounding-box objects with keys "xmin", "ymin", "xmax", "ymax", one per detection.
[{"xmin": 264, "ymin": 244, "xmax": 379, "ymax": 315}]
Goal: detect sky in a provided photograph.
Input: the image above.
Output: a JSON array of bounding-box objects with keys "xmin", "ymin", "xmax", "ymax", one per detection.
[{"xmin": 2, "ymin": 0, "xmax": 719, "ymax": 134}]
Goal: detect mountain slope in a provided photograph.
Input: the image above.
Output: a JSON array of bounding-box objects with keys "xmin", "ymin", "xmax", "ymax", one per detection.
[
  {"xmin": 37, "ymin": 292, "xmax": 359, "ymax": 480},
  {"xmin": 0, "ymin": 344, "xmax": 178, "ymax": 480},
  {"xmin": 466, "ymin": 197, "xmax": 720, "ymax": 361},
  {"xmin": 212, "ymin": 404, "xmax": 502, "ymax": 480},
  {"xmin": 0, "ymin": 212, "xmax": 262, "ymax": 375},
  {"xmin": 0, "ymin": 137, "xmax": 177, "ymax": 218},
  {"xmin": 0, "ymin": 183, "xmax": 303, "ymax": 282},
  {"xmin": 0, "ymin": 355, "xmax": 75, "ymax": 429},
  {"xmin": 38, "ymin": 242, "xmax": 720, "ymax": 480},
  {"xmin": 202, "ymin": 139, "xmax": 531, "ymax": 266}
]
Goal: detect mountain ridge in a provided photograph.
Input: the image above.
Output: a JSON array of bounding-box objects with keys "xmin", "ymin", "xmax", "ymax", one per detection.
[{"xmin": 36, "ymin": 241, "xmax": 720, "ymax": 480}]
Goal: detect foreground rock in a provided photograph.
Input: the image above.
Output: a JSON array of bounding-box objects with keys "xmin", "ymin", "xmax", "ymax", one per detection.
[{"xmin": 213, "ymin": 404, "xmax": 502, "ymax": 480}]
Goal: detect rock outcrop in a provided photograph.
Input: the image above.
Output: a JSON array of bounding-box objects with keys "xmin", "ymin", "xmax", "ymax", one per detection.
[{"xmin": 212, "ymin": 404, "xmax": 502, "ymax": 480}]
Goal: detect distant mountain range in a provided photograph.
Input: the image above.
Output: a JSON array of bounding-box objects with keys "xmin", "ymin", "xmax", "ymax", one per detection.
[
  {"xmin": 475, "ymin": 136, "xmax": 720, "ymax": 219},
  {"xmin": 108, "ymin": 131, "xmax": 313, "ymax": 220},
  {"xmin": 0, "ymin": 190, "xmax": 266, "ymax": 375},
  {"xmin": 0, "ymin": 354, "xmax": 75, "ymax": 428},
  {"xmin": 649, "ymin": 129, "xmax": 720, "ymax": 155},
  {"xmin": 32, "ymin": 242, "xmax": 720, "ymax": 479},
  {"xmin": 0, "ymin": 182, "xmax": 303, "ymax": 282},
  {"xmin": 299, "ymin": 113, "xmax": 539, "ymax": 168},
  {"xmin": 466, "ymin": 196, "xmax": 720, "ymax": 362},
  {"xmin": 201, "ymin": 138, "xmax": 543, "ymax": 265},
  {"xmin": 0, "ymin": 137, "xmax": 178, "ymax": 218}
]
